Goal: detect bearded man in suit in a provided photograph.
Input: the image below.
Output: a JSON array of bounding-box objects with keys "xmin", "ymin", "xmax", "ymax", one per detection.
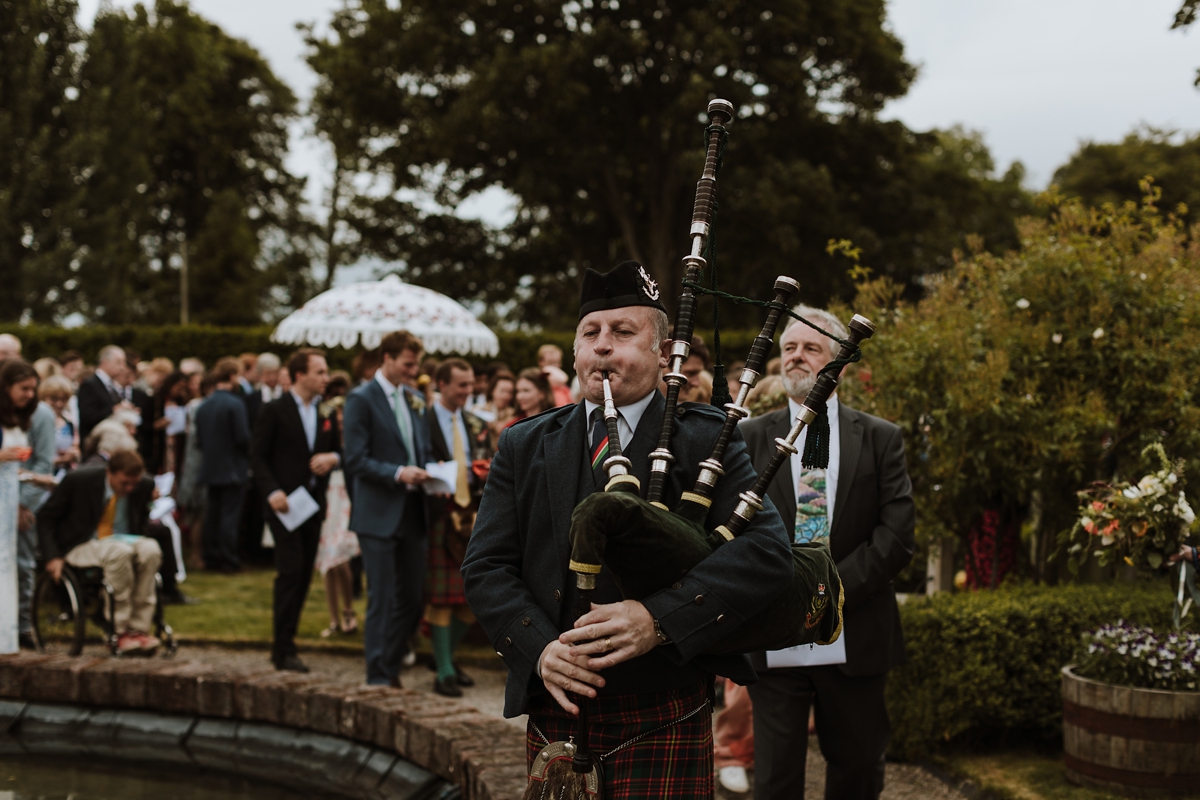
[
  {"xmin": 740, "ymin": 306, "xmax": 915, "ymax": 800},
  {"xmin": 251, "ymin": 348, "xmax": 341, "ymax": 672}
]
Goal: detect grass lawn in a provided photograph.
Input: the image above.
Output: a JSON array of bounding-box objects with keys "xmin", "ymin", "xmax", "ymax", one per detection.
[
  {"xmin": 936, "ymin": 750, "xmax": 1199, "ymax": 800},
  {"xmin": 165, "ymin": 568, "xmax": 368, "ymax": 650}
]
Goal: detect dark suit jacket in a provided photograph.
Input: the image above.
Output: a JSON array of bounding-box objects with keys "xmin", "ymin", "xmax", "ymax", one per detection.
[
  {"xmin": 239, "ymin": 379, "xmax": 264, "ymax": 428},
  {"xmin": 462, "ymin": 394, "xmax": 794, "ymax": 718},
  {"xmin": 77, "ymin": 373, "xmax": 120, "ymax": 442},
  {"xmin": 194, "ymin": 389, "xmax": 251, "ymax": 486},
  {"xmin": 427, "ymin": 405, "xmax": 491, "ymax": 499},
  {"xmin": 250, "ymin": 394, "xmax": 341, "ymax": 510},
  {"xmin": 130, "ymin": 386, "xmax": 154, "ymax": 462},
  {"xmin": 342, "ymin": 380, "xmax": 430, "ymax": 538},
  {"xmin": 37, "ymin": 467, "xmax": 155, "ymax": 562},
  {"xmin": 741, "ymin": 402, "xmax": 916, "ymax": 677}
]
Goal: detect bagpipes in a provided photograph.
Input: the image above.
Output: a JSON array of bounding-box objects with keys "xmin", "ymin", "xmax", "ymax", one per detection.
[{"xmin": 524, "ymin": 98, "xmax": 874, "ymax": 799}]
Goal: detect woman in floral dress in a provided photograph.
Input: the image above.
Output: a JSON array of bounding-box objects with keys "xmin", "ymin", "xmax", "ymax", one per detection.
[{"xmin": 315, "ymin": 375, "xmax": 360, "ymax": 636}]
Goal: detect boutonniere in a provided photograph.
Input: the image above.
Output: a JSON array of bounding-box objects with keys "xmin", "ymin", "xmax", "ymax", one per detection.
[
  {"xmin": 321, "ymin": 418, "xmax": 332, "ymax": 433},
  {"xmin": 406, "ymin": 391, "xmax": 425, "ymax": 415}
]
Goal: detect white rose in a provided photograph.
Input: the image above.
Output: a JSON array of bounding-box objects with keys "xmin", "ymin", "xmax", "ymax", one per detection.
[{"xmin": 1176, "ymin": 492, "xmax": 1195, "ymax": 525}]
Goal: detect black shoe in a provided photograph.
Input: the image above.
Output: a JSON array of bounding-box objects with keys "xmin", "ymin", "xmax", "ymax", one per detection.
[
  {"xmin": 274, "ymin": 654, "xmax": 309, "ymax": 673},
  {"xmin": 18, "ymin": 632, "xmax": 36, "ymax": 651},
  {"xmin": 161, "ymin": 590, "xmax": 200, "ymax": 606},
  {"xmin": 454, "ymin": 665, "xmax": 474, "ymax": 687},
  {"xmin": 434, "ymin": 675, "xmax": 463, "ymax": 698},
  {"xmin": 389, "ymin": 676, "xmax": 403, "ymax": 689}
]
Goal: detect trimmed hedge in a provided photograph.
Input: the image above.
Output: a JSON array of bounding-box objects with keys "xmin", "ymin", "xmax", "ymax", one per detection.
[
  {"xmin": 0, "ymin": 324, "xmax": 765, "ymax": 379},
  {"xmin": 887, "ymin": 582, "xmax": 1183, "ymax": 759}
]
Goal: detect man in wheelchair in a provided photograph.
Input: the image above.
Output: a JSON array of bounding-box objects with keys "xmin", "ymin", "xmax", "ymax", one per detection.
[{"xmin": 37, "ymin": 449, "xmax": 163, "ymax": 655}]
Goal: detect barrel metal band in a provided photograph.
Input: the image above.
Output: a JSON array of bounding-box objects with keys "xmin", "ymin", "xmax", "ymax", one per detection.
[
  {"xmin": 1063, "ymin": 699, "xmax": 1200, "ymax": 742},
  {"xmin": 1064, "ymin": 753, "xmax": 1200, "ymax": 790}
]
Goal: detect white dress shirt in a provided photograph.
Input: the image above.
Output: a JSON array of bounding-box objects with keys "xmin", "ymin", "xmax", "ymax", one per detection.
[
  {"xmin": 787, "ymin": 394, "xmax": 840, "ymax": 533},
  {"xmin": 433, "ymin": 401, "xmax": 471, "ymax": 460},
  {"xmin": 291, "ymin": 390, "xmax": 319, "ymax": 451},
  {"xmin": 582, "ymin": 388, "xmax": 657, "ymax": 453}
]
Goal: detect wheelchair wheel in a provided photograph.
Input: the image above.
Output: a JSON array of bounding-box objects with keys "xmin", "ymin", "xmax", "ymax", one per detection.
[{"xmin": 31, "ymin": 569, "xmax": 87, "ymax": 656}]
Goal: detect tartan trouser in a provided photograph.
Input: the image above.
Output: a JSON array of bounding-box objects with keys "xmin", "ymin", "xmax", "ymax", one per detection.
[{"xmin": 526, "ymin": 683, "xmax": 714, "ymax": 799}]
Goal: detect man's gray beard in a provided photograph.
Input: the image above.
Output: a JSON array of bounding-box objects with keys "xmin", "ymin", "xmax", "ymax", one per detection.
[{"xmin": 782, "ymin": 370, "xmax": 816, "ymax": 401}]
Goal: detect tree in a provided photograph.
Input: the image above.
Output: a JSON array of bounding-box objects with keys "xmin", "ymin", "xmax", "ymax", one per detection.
[
  {"xmin": 0, "ymin": 0, "xmax": 83, "ymax": 322},
  {"xmin": 845, "ymin": 184, "xmax": 1200, "ymax": 583},
  {"xmin": 306, "ymin": 0, "xmax": 1031, "ymax": 329},
  {"xmin": 68, "ymin": 0, "xmax": 313, "ymax": 325},
  {"xmin": 1053, "ymin": 127, "xmax": 1200, "ymax": 227}
]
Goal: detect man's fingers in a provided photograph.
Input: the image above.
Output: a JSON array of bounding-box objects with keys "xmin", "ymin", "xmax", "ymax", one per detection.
[
  {"xmin": 546, "ymin": 684, "xmax": 579, "ymax": 716},
  {"xmin": 585, "ymin": 645, "xmax": 636, "ymax": 671}
]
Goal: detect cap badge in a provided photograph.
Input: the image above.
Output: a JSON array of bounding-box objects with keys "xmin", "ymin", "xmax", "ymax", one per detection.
[{"xmin": 638, "ymin": 266, "xmax": 660, "ymax": 302}]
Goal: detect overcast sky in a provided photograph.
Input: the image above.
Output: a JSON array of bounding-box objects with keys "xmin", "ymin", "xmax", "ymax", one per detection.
[{"xmin": 76, "ymin": 0, "xmax": 1200, "ymax": 227}]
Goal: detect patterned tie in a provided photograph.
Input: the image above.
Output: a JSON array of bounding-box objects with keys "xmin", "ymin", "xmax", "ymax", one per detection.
[
  {"xmin": 97, "ymin": 493, "xmax": 117, "ymax": 539},
  {"xmin": 393, "ymin": 389, "xmax": 415, "ymax": 466},
  {"xmin": 451, "ymin": 414, "xmax": 472, "ymax": 507},
  {"xmin": 794, "ymin": 467, "xmax": 830, "ymax": 546},
  {"xmin": 589, "ymin": 408, "xmax": 610, "ymax": 488}
]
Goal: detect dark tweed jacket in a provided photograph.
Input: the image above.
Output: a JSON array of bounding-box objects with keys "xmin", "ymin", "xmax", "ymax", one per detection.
[{"xmin": 462, "ymin": 391, "xmax": 793, "ymax": 718}]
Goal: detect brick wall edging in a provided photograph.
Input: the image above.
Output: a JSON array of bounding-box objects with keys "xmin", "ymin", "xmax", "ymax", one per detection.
[{"xmin": 0, "ymin": 653, "xmax": 527, "ymax": 800}]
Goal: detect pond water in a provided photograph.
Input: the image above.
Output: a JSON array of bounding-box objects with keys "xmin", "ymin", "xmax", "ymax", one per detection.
[{"xmin": 0, "ymin": 756, "xmax": 317, "ymax": 800}]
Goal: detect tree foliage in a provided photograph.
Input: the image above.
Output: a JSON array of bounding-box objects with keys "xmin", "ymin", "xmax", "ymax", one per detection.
[
  {"xmin": 306, "ymin": 0, "xmax": 1031, "ymax": 328},
  {"xmin": 0, "ymin": 0, "xmax": 313, "ymax": 325},
  {"xmin": 846, "ymin": 184, "xmax": 1200, "ymax": 580},
  {"xmin": 1053, "ymin": 127, "xmax": 1200, "ymax": 228}
]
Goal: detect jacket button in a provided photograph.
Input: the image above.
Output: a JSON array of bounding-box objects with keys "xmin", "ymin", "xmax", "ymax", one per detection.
[
  {"xmin": 496, "ymin": 651, "xmax": 504, "ymax": 658},
  {"xmin": 716, "ymin": 614, "xmax": 725, "ymax": 624},
  {"xmin": 671, "ymin": 582, "xmax": 682, "ymax": 591},
  {"xmin": 694, "ymin": 595, "xmax": 705, "ymax": 606},
  {"xmin": 522, "ymin": 617, "xmax": 531, "ymax": 627},
  {"xmin": 504, "ymin": 637, "xmax": 512, "ymax": 646},
  {"xmin": 554, "ymin": 590, "xmax": 562, "ymax": 602}
]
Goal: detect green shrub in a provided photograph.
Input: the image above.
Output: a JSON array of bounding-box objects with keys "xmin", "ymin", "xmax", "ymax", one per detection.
[
  {"xmin": 2, "ymin": 324, "xmax": 767, "ymax": 383},
  {"xmin": 888, "ymin": 582, "xmax": 1181, "ymax": 759}
]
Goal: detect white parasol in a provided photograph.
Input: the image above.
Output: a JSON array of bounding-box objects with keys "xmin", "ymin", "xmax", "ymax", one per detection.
[{"xmin": 272, "ymin": 275, "xmax": 499, "ymax": 356}]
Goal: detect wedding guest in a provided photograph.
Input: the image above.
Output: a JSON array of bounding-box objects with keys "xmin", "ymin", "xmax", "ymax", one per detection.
[
  {"xmin": 506, "ymin": 367, "xmax": 554, "ymax": 430},
  {"xmin": 252, "ymin": 348, "xmax": 341, "ymax": 671},
  {"xmin": 536, "ymin": 344, "xmax": 573, "ymax": 406},
  {"xmin": 315, "ymin": 372, "xmax": 359, "ymax": 638},
  {"xmin": 1, "ymin": 359, "xmax": 50, "ymax": 651},
  {"xmin": 257, "ymin": 353, "xmax": 284, "ymax": 402},
  {"xmin": 343, "ymin": 330, "xmax": 430, "ymax": 686},
  {"xmin": 149, "ymin": 371, "xmax": 190, "ymax": 475},
  {"xmin": 77, "ymin": 345, "xmax": 131, "ymax": 441},
  {"xmin": 32, "ymin": 358, "xmax": 62, "ymax": 381},
  {"xmin": 478, "ymin": 370, "xmax": 516, "ymax": 450},
  {"xmin": 0, "ymin": 334, "xmax": 21, "ymax": 361},
  {"xmin": 58, "ymin": 351, "xmax": 84, "ymax": 386},
  {"xmin": 38, "ymin": 375, "xmax": 79, "ymax": 469},
  {"xmin": 195, "ymin": 359, "xmax": 251, "ymax": 573}
]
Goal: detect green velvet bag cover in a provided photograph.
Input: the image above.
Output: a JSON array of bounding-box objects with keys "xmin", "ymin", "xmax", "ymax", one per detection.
[{"xmin": 568, "ymin": 490, "xmax": 843, "ymax": 655}]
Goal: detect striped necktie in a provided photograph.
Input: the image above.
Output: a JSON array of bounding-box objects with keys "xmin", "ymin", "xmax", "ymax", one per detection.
[{"xmin": 589, "ymin": 408, "xmax": 609, "ymax": 488}]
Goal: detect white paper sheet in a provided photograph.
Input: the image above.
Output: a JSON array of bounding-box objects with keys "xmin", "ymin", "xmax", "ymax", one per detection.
[
  {"xmin": 154, "ymin": 471, "xmax": 175, "ymax": 498},
  {"xmin": 274, "ymin": 486, "xmax": 320, "ymax": 532},
  {"xmin": 422, "ymin": 460, "xmax": 458, "ymax": 495},
  {"xmin": 765, "ymin": 628, "xmax": 847, "ymax": 668},
  {"xmin": 164, "ymin": 405, "xmax": 187, "ymax": 436},
  {"xmin": 149, "ymin": 496, "xmax": 175, "ymax": 522}
]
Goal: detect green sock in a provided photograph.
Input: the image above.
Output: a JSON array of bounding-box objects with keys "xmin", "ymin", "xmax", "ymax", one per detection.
[
  {"xmin": 432, "ymin": 625, "xmax": 456, "ymax": 681},
  {"xmin": 450, "ymin": 616, "xmax": 471, "ymax": 649}
]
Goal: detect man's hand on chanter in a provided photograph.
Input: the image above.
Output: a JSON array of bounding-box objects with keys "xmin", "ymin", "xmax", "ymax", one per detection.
[
  {"xmin": 538, "ymin": 640, "xmax": 605, "ymax": 716},
  {"xmin": 563, "ymin": 599, "xmax": 660, "ymax": 671}
]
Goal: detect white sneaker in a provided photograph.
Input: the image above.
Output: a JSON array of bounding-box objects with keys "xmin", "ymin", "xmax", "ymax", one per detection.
[
  {"xmin": 401, "ymin": 650, "xmax": 417, "ymax": 668},
  {"xmin": 718, "ymin": 766, "xmax": 750, "ymax": 793}
]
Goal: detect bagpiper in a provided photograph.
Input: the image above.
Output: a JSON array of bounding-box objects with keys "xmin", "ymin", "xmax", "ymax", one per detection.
[{"xmin": 462, "ymin": 260, "xmax": 795, "ymax": 798}]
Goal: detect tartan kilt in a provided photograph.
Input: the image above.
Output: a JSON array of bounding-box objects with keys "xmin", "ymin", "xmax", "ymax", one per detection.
[
  {"xmin": 424, "ymin": 499, "xmax": 467, "ymax": 606},
  {"xmin": 525, "ymin": 684, "xmax": 714, "ymax": 799}
]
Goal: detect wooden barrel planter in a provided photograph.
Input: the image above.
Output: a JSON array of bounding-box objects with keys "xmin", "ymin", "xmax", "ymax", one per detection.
[{"xmin": 1063, "ymin": 665, "xmax": 1200, "ymax": 797}]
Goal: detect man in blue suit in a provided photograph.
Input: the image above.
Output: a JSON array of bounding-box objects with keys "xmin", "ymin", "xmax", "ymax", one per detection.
[
  {"xmin": 343, "ymin": 330, "xmax": 431, "ymax": 686},
  {"xmin": 194, "ymin": 358, "xmax": 252, "ymax": 573}
]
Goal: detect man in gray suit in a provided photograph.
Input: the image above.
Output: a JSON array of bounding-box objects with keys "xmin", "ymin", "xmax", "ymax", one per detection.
[
  {"xmin": 343, "ymin": 330, "xmax": 430, "ymax": 687},
  {"xmin": 194, "ymin": 358, "xmax": 252, "ymax": 573},
  {"xmin": 740, "ymin": 306, "xmax": 915, "ymax": 800}
]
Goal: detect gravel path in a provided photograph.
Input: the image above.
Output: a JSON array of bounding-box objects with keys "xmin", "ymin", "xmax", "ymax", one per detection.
[{"xmin": 131, "ymin": 643, "xmax": 963, "ymax": 800}]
